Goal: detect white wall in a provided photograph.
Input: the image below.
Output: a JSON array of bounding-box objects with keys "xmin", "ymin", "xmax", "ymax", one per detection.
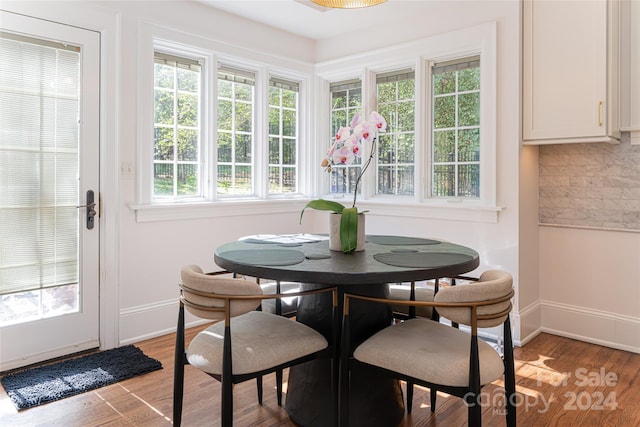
[
  {"xmin": 539, "ymin": 226, "xmax": 640, "ymax": 353},
  {"xmin": 2, "ymin": 1, "xmax": 533, "ymax": 347}
]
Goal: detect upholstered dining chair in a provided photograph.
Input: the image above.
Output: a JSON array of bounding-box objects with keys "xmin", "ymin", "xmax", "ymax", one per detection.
[
  {"xmin": 259, "ymin": 280, "xmax": 300, "ymax": 318},
  {"xmin": 387, "ymin": 237, "xmax": 451, "ymax": 323},
  {"xmin": 173, "ymin": 265, "xmax": 337, "ymax": 427},
  {"xmin": 257, "ymin": 279, "xmax": 301, "ymax": 403},
  {"xmin": 340, "ymin": 270, "xmax": 516, "ymax": 427},
  {"xmin": 388, "ymin": 275, "xmax": 477, "ymax": 412},
  {"xmin": 388, "ymin": 280, "xmax": 437, "ymax": 321}
]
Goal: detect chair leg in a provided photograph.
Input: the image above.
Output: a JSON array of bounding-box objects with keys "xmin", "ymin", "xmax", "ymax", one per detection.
[
  {"xmin": 338, "ymin": 360, "xmax": 350, "ymax": 427},
  {"xmin": 256, "ymin": 375, "xmax": 263, "ymax": 404},
  {"xmin": 504, "ymin": 315, "xmax": 517, "ymax": 427},
  {"xmin": 430, "ymin": 387, "xmax": 436, "ymax": 412},
  {"xmin": 276, "ymin": 369, "xmax": 283, "ymax": 406},
  {"xmin": 331, "ymin": 357, "xmax": 339, "ymax": 427},
  {"xmin": 431, "ymin": 279, "xmax": 440, "ymax": 322},
  {"xmin": 222, "ymin": 325, "xmax": 233, "ymax": 427},
  {"xmin": 173, "ymin": 305, "xmax": 185, "ymax": 427},
  {"xmin": 467, "ymin": 335, "xmax": 482, "ymax": 427},
  {"xmin": 222, "ymin": 378, "xmax": 233, "ymax": 427},
  {"xmin": 406, "ymin": 381, "xmax": 413, "ymax": 413},
  {"xmin": 468, "ymin": 395, "xmax": 482, "ymax": 427},
  {"xmin": 339, "ymin": 312, "xmax": 351, "ymax": 427}
]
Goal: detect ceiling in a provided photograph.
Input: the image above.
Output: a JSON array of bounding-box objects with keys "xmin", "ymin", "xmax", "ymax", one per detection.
[{"xmin": 198, "ymin": 0, "xmax": 439, "ymax": 41}]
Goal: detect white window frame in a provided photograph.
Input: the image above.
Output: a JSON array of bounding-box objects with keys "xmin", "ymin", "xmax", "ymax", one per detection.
[
  {"xmin": 152, "ymin": 50, "xmax": 205, "ymax": 201},
  {"xmin": 134, "ymin": 22, "xmax": 311, "ymax": 222},
  {"xmin": 314, "ymin": 22, "xmax": 500, "ymax": 223},
  {"xmin": 375, "ymin": 68, "xmax": 417, "ymax": 197},
  {"xmin": 430, "ymin": 56, "xmax": 481, "ymax": 199},
  {"xmin": 267, "ymin": 76, "xmax": 301, "ymax": 195}
]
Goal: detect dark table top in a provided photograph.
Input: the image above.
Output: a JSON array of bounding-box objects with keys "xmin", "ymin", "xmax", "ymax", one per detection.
[{"xmin": 214, "ymin": 234, "xmax": 480, "ymax": 285}]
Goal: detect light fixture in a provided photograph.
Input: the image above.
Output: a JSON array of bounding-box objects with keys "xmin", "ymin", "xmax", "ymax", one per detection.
[{"xmin": 310, "ymin": 0, "xmax": 387, "ymax": 9}]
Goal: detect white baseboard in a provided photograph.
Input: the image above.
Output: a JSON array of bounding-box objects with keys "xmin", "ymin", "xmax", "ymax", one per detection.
[
  {"xmin": 512, "ymin": 300, "xmax": 543, "ymax": 347},
  {"xmin": 118, "ymin": 298, "xmax": 209, "ymax": 346},
  {"xmin": 118, "ymin": 297, "xmax": 640, "ymax": 355},
  {"xmin": 539, "ymin": 300, "xmax": 640, "ymax": 354}
]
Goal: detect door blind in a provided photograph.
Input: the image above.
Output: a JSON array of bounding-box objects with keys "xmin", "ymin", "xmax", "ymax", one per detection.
[{"xmin": 0, "ymin": 33, "xmax": 81, "ymax": 296}]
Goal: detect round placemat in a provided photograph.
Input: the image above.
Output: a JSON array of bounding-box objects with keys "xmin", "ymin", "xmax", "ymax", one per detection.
[
  {"xmin": 367, "ymin": 235, "xmax": 441, "ymax": 245},
  {"xmin": 239, "ymin": 234, "xmax": 327, "ymax": 244},
  {"xmin": 306, "ymin": 253, "xmax": 331, "ymax": 260},
  {"xmin": 373, "ymin": 252, "xmax": 474, "ymax": 268},
  {"xmin": 218, "ymin": 249, "xmax": 306, "ymax": 266}
]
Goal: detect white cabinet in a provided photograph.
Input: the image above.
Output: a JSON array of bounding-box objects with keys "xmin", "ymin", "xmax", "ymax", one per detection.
[
  {"xmin": 523, "ymin": 0, "xmax": 620, "ymax": 144},
  {"xmin": 620, "ymin": 0, "xmax": 640, "ymax": 145}
]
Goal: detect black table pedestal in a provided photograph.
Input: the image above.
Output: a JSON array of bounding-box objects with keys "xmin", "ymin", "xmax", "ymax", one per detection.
[{"xmin": 285, "ymin": 283, "xmax": 405, "ymax": 427}]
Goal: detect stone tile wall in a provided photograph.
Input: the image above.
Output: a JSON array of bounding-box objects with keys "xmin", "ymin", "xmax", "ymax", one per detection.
[{"xmin": 538, "ymin": 133, "xmax": 640, "ymax": 230}]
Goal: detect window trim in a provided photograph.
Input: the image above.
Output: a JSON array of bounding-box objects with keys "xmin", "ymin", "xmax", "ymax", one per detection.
[
  {"xmin": 314, "ymin": 21, "xmax": 500, "ymax": 222},
  {"xmin": 139, "ymin": 38, "xmax": 213, "ymax": 205},
  {"xmin": 133, "ymin": 21, "xmax": 501, "ymax": 223},
  {"xmin": 430, "ymin": 55, "xmax": 482, "ymax": 199},
  {"xmin": 152, "ymin": 50, "xmax": 204, "ymax": 201},
  {"xmin": 135, "ymin": 22, "xmax": 312, "ymax": 220}
]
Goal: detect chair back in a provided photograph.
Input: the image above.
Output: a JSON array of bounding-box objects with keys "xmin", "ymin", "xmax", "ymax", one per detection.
[
  {"xmin": 434, "ymin": 269, "xmax": 513, "ymax": 328},
  {"xmin": 180, "ymin": 265, "xmax": 262, "ymax": 320}
]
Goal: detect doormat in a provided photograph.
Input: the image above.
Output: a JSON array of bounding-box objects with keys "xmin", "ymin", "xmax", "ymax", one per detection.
[{"xmin": 0, "ymin": 345, "xmax": 162, "ymax": 410}]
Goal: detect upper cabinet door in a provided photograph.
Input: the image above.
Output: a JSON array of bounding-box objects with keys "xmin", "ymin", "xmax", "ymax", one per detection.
[{"xmin": 523, "ymin": 0, "xmax": 620, "ymax": 144}]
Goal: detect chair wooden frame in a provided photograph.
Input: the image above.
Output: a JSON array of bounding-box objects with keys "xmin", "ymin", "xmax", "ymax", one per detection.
[
  {"xmin": 173, "ymin": 271, "xmax": 338, "ymax": 427},
  {"xmin": 253, "ymin": 278, "xmax": 300, "ymax": 403},
  {"xmin": 339, "ymin": 287, "xmax": 516, "ymax": 427},
  {"xmin": 390, "ymin": 274, "xmax": 478, "ymax": 413}
]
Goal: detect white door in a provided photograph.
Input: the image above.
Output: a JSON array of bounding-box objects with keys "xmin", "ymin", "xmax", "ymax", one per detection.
[{"xmin": 0, "ymin": 12, "xmax": 100, "ymax": 371}]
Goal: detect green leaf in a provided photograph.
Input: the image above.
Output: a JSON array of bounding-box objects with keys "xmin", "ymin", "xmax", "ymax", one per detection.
[
  {"xmin": 299, "ymin": 199, "xmax": 345, "ymax": 224},
  {"xmin": 340, "ymin": 207, "xmax": 359, "ymax": 253}
]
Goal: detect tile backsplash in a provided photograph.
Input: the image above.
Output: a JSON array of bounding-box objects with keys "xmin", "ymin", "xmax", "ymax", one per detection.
[{"xmin": 539, "ymin": 133, "xmax": 640, "ymax": 230}]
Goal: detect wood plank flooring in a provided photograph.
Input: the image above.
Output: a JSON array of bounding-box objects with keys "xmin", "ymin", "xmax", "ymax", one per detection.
[{"xmin": 1, "ymin": 329, "xmax": 638, "ymax": 426}]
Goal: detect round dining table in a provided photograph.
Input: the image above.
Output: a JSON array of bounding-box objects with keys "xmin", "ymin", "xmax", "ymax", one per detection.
[{"xmin": 214, "ymin": 234, "xmax": 480, "ymax": 427}]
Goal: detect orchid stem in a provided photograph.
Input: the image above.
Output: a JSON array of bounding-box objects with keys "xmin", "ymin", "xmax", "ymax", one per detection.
[{"xmin": 352, "ymin": 136, "xmax": 377, "ymax": 208}]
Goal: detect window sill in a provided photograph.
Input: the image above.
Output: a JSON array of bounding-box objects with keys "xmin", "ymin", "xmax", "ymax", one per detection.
[
  {"xmin": 130, "ymin": 198, "xmax": 308, "ymax": 223},
  {"xmin": 130, "ymin": 198, "xmax": 503, "ymax": 223},
  {"xmin": 357, "ymin": 199, "xmax": 503, "ymax": 223}
]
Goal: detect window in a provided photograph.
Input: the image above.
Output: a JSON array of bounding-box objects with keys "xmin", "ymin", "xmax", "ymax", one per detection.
[
  {"xmin": 153, "ymin": 53, "xmax": 201, "ymax": 199},
  {"xmin": 139, "ymin": 22, "xmax": 497, "ymax": 223},
  {"xmin": 268, "ymin": 78, "xmax": 299, "ymax": 194},
  {"xmin": 324, "ymin": 59, "xmax": 482, "ymax": 204},
  {"xmin": 329, "ymin": 79, "xmax": 362, "ymax": 195},
  {"xmin": 0, "ymin": 33, "xmax": 83, "ymax": 324},
  {"xmin": 376, "ymin": 70, "xmax": 416, "ymax": 196},
  {"xmin": 314, "ymin": 23, "xmax": 496, "ymax": 222},
  {"xmin": 217, "ymin": 66, "xmax": 255, "ymax": 196},
  {"xmin": 431, "ymin": 57, "xmax": 481, "ymax": 198},
  {"xmin": 141, "ymin": 31, "xmax": 307, "ymax": 216}
]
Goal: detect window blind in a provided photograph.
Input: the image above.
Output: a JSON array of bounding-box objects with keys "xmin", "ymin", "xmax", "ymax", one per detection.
[
  {"xmin": 154, "ymin": 51, "xmax": 201, "ymax": 71},
  {"xmin": 0, "ymin": 33, "xmax": 81, "ymax": 296},
  {"xmin": 330, "ymin": 79, "xmax": 361, "ymax": 92},
  {"xmin": 433, "ymin": 56, "xmax": 480, "ymax": 75},
  {"xmin": 376, "ymin": 69, "xmax": 415, "ymax": 84},
  {"xmin": 218, "ymin": 65, "xmax": 255, "ymax": 85},
  {"xmin": 269, "ymin": 77, "xmax": 299, "ymax": 92}
]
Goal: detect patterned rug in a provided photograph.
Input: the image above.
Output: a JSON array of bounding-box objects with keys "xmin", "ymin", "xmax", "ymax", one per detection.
[{"xmin": 0, "ymin": 345, "xmax": 162, "ymax": 410}]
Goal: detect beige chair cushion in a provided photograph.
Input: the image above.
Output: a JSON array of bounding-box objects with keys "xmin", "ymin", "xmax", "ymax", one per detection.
[
  {"xmin": 435, "ymin": 270, "xmax": 513, "ymax": 328},
  {"xmin": 181, "ymin": 265, "xmax": 262, "ymax": 319},
  {"xmin": 388, "ymin": 284, "xmax": 435, "ymax": 318},
  {"xmin": 187, "ymin": 311, "xmax": 328, "ymax": 375},
  {"xmin": 260, "ymin": 281, "xmax": 300, "ymax": 315},
  {"xmin": 354, "ymin": 318, "xmax": 504, "ymax": 387}
]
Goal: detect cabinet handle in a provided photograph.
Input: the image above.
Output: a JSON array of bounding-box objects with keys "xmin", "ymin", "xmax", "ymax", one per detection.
[{"xmin": 598, "ymin": 101, "xmax": 603, "ymax": 127}]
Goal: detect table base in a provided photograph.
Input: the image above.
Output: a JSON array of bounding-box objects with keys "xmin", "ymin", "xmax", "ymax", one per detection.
[{"xmin": 285, "ymin": 283, "xmax": 405, "ymax": 427}]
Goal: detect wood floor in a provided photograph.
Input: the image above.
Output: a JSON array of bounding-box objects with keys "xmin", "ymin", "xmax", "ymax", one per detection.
[{"xmin": 1, "ymin": 329, "xmax": 639, "ymax": 427}]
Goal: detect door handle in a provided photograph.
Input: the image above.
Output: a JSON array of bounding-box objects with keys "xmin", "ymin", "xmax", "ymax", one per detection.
[{"xmin": 76, "ymin": 190, "xmax": 96, "ymax": 230}]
